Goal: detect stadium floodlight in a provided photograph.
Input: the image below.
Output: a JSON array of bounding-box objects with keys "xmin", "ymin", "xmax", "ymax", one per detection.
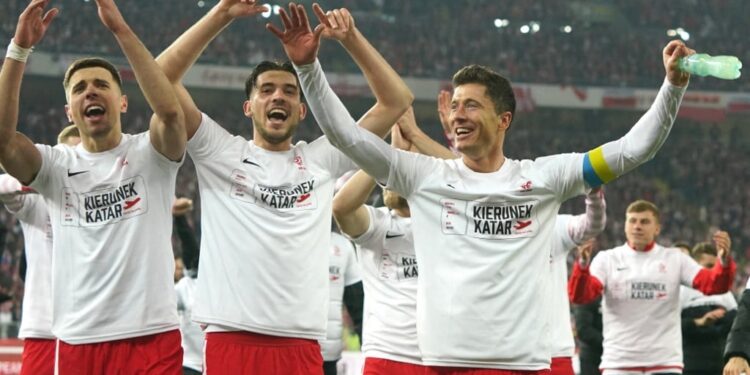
[
  {"xmin": 262, "ymin": 3, "xmax": 273, "ymax": 18},
  {"xmin": 562, "ymin": 25, "xmax": 572, "ymax": 33},
  {"xmin": 520, "ymin": 24, "xmax": 530, "ymax": 34},
  {"xmin": 494, "ymin": 18, "xmax": 510, "ymax": 28},
  {"xmin": 530, "ymin": 21, "xmax": 540, "ymax": 33},
  {"xmin": 197, "ymin": 0, "xmax": 205, "ymax": 7},
  {"xmin": 667, "ymin": 29, "xmax": 678, "ymax": 37},
  {"xmin": 676, "ymin": 27, "xmax": 690, "ymax": 41}
]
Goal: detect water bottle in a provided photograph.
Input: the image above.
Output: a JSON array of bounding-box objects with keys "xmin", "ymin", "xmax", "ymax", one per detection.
[{"xmin": 678, "ymin": 53, "xmax": 742, "ymax": 80}]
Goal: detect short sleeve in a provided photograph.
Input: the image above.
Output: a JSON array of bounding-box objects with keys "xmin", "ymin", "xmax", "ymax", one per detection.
[
  {"xmin": 589, "ymin": 251, "xmax": 609, "ymax": 289},
  {"xmin": 348, "ymin": 206, "xmax": 390, "ymax": 252},
  {"xmin": 186, "ymin": 113, "xmax": 234, "ymax": 161},
  {"xmin": 303, "ymin": 136, "xmax": 357, "ymax": 178},
  {"xmin": 679, "ymin": 250, "xmax": 704, "ymax": 287},
  {"xmin": 386, "ymin": 150, "xmax": 440, "ymax": 198},
  {"xmin": 343, "ymin": 240, "xmax": 361, "ymax": 286}
]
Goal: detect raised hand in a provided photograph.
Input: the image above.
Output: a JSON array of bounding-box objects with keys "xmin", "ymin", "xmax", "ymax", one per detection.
[
  {"xmin": 395, "ymin": 107, "xmax": 419, "ymax": 142},
  {"xmin": 577, "ymin": 240, "xmax": 595, "ymax": 267},
  {"xmin": 94, "ymin": 0, "xmax": 129, "ymax": 34},
  {"xmin": 311, "ymin": 4, "xmax": 355, "ymax": 42},
  {"xmin": 713, "ymin": 230, "xmax": 731, "ymax": 261},
  {"xmin": 663, "ymin": 40, "xmax": 695, "ymax": 87},
  {"xmin": 13, "ymin": 0, "xmax": 58, "ymax": 48},
  {"xmin": 266, "ymin": 3, "xmax": 323, "ymax": 66},
  {"xmin": 216, "ymin": 0, "xmax": 268, "ymax": 20}
]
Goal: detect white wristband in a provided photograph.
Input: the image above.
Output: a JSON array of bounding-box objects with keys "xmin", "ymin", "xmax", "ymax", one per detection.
[{"xmin": 6, "ymin": 39, "xmax": 33, "ymax": 63}]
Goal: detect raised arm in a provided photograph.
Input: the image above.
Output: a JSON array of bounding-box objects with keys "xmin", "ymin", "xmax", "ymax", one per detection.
[
  {"xmin": 568, "ymin": 241, "xmax": 604, "ymax": 304},
  {"xmin": 312, "ymin": 5, "xmax": 413, "ymax": 138},
  {"xmin": 267, "ymin": 3, "xmax": 400, "ymax": 181},
  {"xmin": 566, "ymin": 188, "xmax": 607, "ymax": 246},
  {"xmin": 332, "ymin": 170, "xmax": 377, "ymax": 238},
  {"xmin": 692, "ymin": 230, "xmax": 736, "ymax": 295},
  {"xmin": 582, "ymin": 40, "xmax": 692, "ymax": 189},
  {"xmin": 0, "ymin": 0, "xmax": 57, "ymax": 184},
  {"xmin": 95, "ymin": 0, "xmax": 185, "ymax": 161},
  {"xmin": 396, "ymin": 106, "xmax": 456, "ymax": 159},
  {"xmin": 156, "ymin": 0, "xmax": 267, "ymax": 138}
]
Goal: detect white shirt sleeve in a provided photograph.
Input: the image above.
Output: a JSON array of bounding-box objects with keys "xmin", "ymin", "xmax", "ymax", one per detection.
[
  {"xmin": 294, "ymin": 60, "xmax": 394, "ymax": 183},
  {"xmin": 347, "ymin": 206, "xmax": 390, "ymax": 251},
  {"xmin": 679, "ymin": 250, "xmax": 704, "ymax": 287},
  {"xmin": 186, "ymin": 113, "xmax": 233, "ymax": 161},
  {"xmin": 589, "ymin": 250, "xmax": 609, "ymax": 288},
  {"xmin": 343, "ymin": 240, "xmax": 362, "ymax": 287}
]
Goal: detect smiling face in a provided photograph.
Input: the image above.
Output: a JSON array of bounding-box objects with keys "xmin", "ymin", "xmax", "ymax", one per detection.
[
  {"xmin": 64, "ymin": 66, "xmax": 127, "ymax": 141},
  {"xmin": 449, "ymin": 83, "xmax": 510, "ymax": 158},
  {"xmin": 244, "ymin": 70, "xmax": 306, "ymax": 151}
]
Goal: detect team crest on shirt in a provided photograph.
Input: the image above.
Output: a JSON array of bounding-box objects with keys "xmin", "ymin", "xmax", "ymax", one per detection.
[
  {"xmin": 440, "ymin": 199, "xmax": 539, "ymax": 239},
  {"xmin": 329, "ymin": 265, "xmax": 341, "ymax": 281},
  {"xmin": 228, "ymin": 169, "xmax": 317, "ymax": 211},
  {"xmin": 61, "ymin": 176, "xmax": 148, "ymax": 226}
]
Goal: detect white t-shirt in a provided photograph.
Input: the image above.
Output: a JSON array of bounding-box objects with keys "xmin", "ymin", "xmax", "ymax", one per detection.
[
  {"xmin": 5, "ymin": 193, "xmax": 54, "ymax": 339},
  {"xmin": 679, "ymin": 286, "xmax": 737, "ymax": 311},
  {"xmin": 548, "ymin": 215, "xmax": 579, "ymax": 358},
  {"xmin": 176, "ymin": 276, "xmax": 204, "ymax": 372},
  {"xmin": 589, "ymin": 243, "xmax": 703, "ymax": 370},
  {"xmin": 349, "ymin": 206, "xmax": 421, "ymax": 365},
  {"xmin": 30, "ymin": 133, "xmax": 181, "ymax": 344},
  {"xmin": 387, "ymin": 152, "xmax": 586, "ymax": 369},
  {"xmin": 188, "ymin": 114, "xmax": 354, "ymax": 339},
  {"xmin": 321, "ymin": 232, "xmax": 361, "ymax": 361}
]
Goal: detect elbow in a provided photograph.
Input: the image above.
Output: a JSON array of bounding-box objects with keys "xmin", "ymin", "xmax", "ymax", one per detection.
[
  {"xmin": 157, "ymin": 109, "xmax": 185, "ymax": 129},
  {"xmin": 331, "ymin": 199, "xmax": 348, "ymax": 222}
]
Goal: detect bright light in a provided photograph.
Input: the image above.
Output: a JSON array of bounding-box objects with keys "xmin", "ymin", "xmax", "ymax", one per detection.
[
  {"xmin": 262, "ymin": 3, "xmax": 272, "ymax": 18},
  {"xmin": 667, "ymin": 29, "xmax": 677, "ymax": 37},
  {"xmin": 197, "ymin": 0, "xmax": 205, "ymax": 7},
  {"xmin": 494, "ymin": 18, "xmax": 509, "ymax": 28},
  {"xmin": 530, "ymin": 21, "xmax": 540, "ymax": 33},
  {"xmin": 273, "ymin": 5, "xmax": 281, "ymax": 14},
  {"xmin": 562, "ymin": 25, "xmax": 572, "ymax": 33},
  {"xmin": 520, "ymin": 25, "xmax": 530, "ymax": 34},
  {"xmin": 676, "ymin": 27, "xmax": 690, "ymax": 41}
]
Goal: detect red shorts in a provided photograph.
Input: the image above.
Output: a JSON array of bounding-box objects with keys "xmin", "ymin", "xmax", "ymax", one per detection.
[
  {"xmin": 550, "ymin": 357, "xmax": 574, "ymax": 375},
  {"xmin": 56, "ymin": 329, "xmax": 182, "ymax": 375},
  {"xmin": 425, "ymin": 366, "xmax": 551, "ymax": 375},
  {"xmin": 364, "ymin": 357, "xmax": 426, "ymax": 375},
  {"xmin": 20, "ymin": 338, "xmax": 55, "ymax": 375},
  {"xmin": 204, "ymin": 331, "xmax": 323, "ymax": 375}
]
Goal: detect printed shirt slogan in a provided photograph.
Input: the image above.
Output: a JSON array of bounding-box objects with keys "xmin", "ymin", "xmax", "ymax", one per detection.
[
  {"xmin": 62, "ymin": 176, "xmax": 148, "ymax": 227},
  {"xmin": 441, "ymin": 199, "xmax": 539, "ymax": 239},
  {"xmin": 229, "ymin": 169, "xmax": 317, "ymax": 211}
]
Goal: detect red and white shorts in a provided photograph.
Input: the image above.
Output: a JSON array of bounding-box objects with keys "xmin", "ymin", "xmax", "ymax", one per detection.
[
  {"xmin": 204, "ymin": 331, "xmax": 323, "ymax": 375},
  {"xmin": 55, "ymin": 330, "xmax": 182, "ymax": 375},
  {"xmin": 363, "ymin": 357, "xmax": 426, "ymax": 375},
  {"xmin": 21, "ymin": 338, "xmax": 55, "ymax": 375}
]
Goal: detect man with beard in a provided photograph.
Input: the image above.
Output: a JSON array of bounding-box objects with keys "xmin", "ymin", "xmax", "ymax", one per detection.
[{"xmin": 155, "ymin": 1, "xmax": 412, "ymax": 373}]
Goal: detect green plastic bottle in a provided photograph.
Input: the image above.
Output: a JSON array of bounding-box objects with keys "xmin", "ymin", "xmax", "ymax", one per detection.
[{"xmin": 678, "ymin": 54, "xmax": 742, "ymax": 80}]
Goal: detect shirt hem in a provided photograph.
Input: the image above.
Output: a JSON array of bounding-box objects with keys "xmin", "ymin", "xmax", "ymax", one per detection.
[
  {"xmin": 55, "ymin": 324, "xmax": 178, "ymax": 345},
  {"xmin": 194, "ymin": 316, "xmax": 325, "ymax": 340}
]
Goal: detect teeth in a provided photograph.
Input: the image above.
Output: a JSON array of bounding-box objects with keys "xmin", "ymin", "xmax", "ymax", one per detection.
[
  {"xmin": 456, "ymin": 128, "xmax": 471, "ymax": 135},
  {"xmin": 85, "ymin": 105, "xmax": 105, "ymax": 116}
]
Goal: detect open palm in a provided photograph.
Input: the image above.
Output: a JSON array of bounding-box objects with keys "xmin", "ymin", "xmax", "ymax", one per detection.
[
  {"xmin": 219, "ymin": 0, "xmax": 268, "ymax": 19},
  {"xmin": 14, "ymin": 0, "xmax": 58, "ymax": 48},
  {"xmin": 266, "ymin": 3, "xmax": 323, "ymax": 66},
  {"xmin": 94, "ymin": 0, "xmax": 128, "ymax": 34}
]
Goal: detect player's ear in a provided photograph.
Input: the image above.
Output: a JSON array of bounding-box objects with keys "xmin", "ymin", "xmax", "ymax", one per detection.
[
  {"xmin": 298, "ymin": 102, "xmax": 307, "ymax": 121},
  {"xmin": 243, "ymin": 100, "xmax": 253, "ymax": 119}
]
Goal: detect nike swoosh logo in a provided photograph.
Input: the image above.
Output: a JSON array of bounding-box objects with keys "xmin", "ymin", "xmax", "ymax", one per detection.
[
  {"xmin": 616, "ymin": 267, "xmax": 628, "ymax": 271},
  {"xmin": 67, "ymin": 169, "xmax": 89, "ymax": 177},
  {"xmin": 385, "ymin": 233, "xmax": 404, "ymax": 239},
  {"xmin": 446, "ymin": 184, "xmax": 456, "ymax": 189},
  {"xmin": 242, "ymin": 158, "xmax": 261, "ymax": 167}
]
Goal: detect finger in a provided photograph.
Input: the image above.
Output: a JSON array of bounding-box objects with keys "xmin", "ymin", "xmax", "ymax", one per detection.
[
  {"xmin": 266, "ymin": 23, "xmax": 285, "ymax": 39},
  {"xmin": 312, "ymin": 23, "xmax": 325, "ymax": 41},
  {"xmin": 288, "ymin": 3, "xmax": 300, "ymax": 28},
  {"xmin": 312, "ymin": 3, "xmax": 331, "ymax": 28},
  {"xmin": 42, "ymin": 8, "xmax": 59, "ymax": 28},
  {"xmin": 278, "ymin": 7, "xmax": 293, "ymax": 30},
  {"xmin": 326, "ymin": 11, "xmax": 339, "ymax": 29},
  {"xmin": 332, "ymin": 9, "xmax": 345, "ymax": 28},
  {"xmin": 663, "ymin": 39, "xmax": 684, "ymax": 57},
  {"xmin": 297, "ymin": 4, "xmax": 311, "ymax": 31},
  {"xmin": 339, "ymin": 8, "xmax": 352, "ymax": 29}
]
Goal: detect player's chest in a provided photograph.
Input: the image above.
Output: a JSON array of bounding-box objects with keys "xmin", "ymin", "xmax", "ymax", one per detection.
[{"xmin": 607, "ymin": 256, "xmax": 680, "ymax": 301}]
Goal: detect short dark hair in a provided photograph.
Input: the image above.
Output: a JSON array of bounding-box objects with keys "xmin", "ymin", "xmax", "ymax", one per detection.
[
  {"xmin": 245, "ymin": 60, "xmax": 301, "ymax": 99},
  {"xmin": 691, "ymin": 242, "xmax": 717, "ymax": 259},
  {"xmin": 63, "ymin": 57, "xmax": 123, "ymax": 90},
  {"xmin": 452, "ymin": 65, "xmax": 516, "ymax": 120},
  {"xmin": 626, "ymin": 200, "xmax": 660, "ymax": 223}
]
